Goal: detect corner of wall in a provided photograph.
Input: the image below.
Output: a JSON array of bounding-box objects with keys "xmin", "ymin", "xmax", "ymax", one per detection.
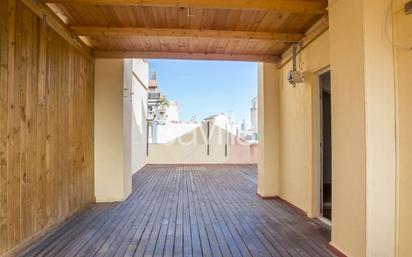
[{"xmin": 257, "ymin": 62, "xmax": 280, "ymax": 197}]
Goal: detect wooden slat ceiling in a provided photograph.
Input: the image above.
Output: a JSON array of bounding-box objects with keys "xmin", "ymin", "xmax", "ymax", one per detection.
[{"xmin": 43, "ymin": 0, "xmax": 328, "ymax": 61}]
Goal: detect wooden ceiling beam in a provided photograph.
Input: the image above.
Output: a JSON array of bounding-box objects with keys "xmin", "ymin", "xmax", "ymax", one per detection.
[
  {"xmin": 72, "ymin": 26, "xmax": 303, "ymax": 42},
  {"xmin": 43, "ymin": 0, "xmax": 327, "ymax": 14},
  {"xmin": 21, "ymin": 0, "xmax": 93, "ymax": 61},
  {"xmin": 94, "ymin": 51, "xmax": 279, "ymax": 62}
]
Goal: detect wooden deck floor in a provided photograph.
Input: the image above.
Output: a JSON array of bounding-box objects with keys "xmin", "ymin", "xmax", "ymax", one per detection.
[{"xmin": 19, "ymin": 165, "xmax": 334, "ymax": 257}]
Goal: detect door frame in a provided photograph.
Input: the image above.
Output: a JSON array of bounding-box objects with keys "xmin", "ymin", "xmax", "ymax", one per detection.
[{"xmin": 316, "ymin": 66, "xmax": 331, "ymax": 225}]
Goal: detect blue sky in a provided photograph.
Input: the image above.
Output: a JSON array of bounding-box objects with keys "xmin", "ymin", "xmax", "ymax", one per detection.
[{"xmin": 147, "ymin": 59, "xmax": 258, "ymax": 124}]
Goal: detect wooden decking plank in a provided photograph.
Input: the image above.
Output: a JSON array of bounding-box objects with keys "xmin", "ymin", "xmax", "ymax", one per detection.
[
  {"xmin": 172, "ymin": 167, "xmax": 184, "ymax": 257},
  {"xmin": 189, "ymin": 169, "xmax": 214, "ymax": 257},
  {"xmin": 19, "ymin": 204, "xmax": 111, "ymax": 257},
  {"xmin": 200, "ymin": 169, "xmax": 270, "ymax": 256},
  {"xmin": 54, "ymin": 175, "xmax": 153, "ymax": 257},
  {"xmin": 163, "ymin": 167, "xmax": 181, "ymax": 257},
  {"xmin": 199, "ymin": 169, "xmax": 275, "ymax": 257},
  {"xmin": 214, "ymin": 170, "xmax": 308, "ymax": 257},
  {"xmin": 226, "ymin": 179, "xmax": 332, "ymax": 257},
  {"xmin": 114, "ymin": 167, "xmax": 175, "ymax": 257},
  {"xmin": 192, "ymin": 170, "xmax": 224, "ymax": 257},
  {"xmin": 214, "ymin": 169, "xmax": 314, "ymax": 256},
  {"xmin": 77, "ymin": 172, "xmax": 160, "ymax": 257},
  {"xmin": 145, "ymin": 168, "xmax": 178, "ymax": 257},
  {"xmin": 39, "ymin": 205, "xmax": 113, "ymax": 257},
  {"xmin": 212, "ymin": 172, "xmax": 288, "ymax": 256},
  {"xmin": 39, "ymin": 175, "xmax": 148, "ymax": 257},
  {"xmin": 153, "ymin": 167, "xmax": 179, "ymax": 257},
  {"xmin": 186, "ymin": 170, "xmax": 205, "ymax": 257},
  {"xmin": 18, "ymin": 164, "xmax": 335, "ymax": 257},
  {"xmin": 46, "ymin": 176, "xmax": 150, "ymax": 256},
  {"xmin": 203, "ymin": 166, "xmax": 312, "ymax": 256},
  {"xmin": 92, "ymin": 173, "xmax": 160, "ymax": 257},
  {"xmin": 102, "ymin": 170, "xmax": 166, "ymax": 256},
  {"xmin": 192, "ymin": 167, "xmax": 246, "ymax": 257},
  {"xmin": 133, "ymin": 168, "xmax": 180, "ymax": 257}
]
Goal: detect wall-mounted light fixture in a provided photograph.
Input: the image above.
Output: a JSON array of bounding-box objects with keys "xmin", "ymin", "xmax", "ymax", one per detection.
[{"xmin": 287, "ymin": 43, "xmax": 304, "ymax": 87}]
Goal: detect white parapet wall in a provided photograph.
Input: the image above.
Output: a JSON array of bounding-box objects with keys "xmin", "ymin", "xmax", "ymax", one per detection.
[{"xmin": 146, "ymin": 122, "xmax": 257, "ymax": 164}]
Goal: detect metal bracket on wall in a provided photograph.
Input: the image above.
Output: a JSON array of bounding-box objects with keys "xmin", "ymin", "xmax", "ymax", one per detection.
[
  {"xmin": 406, "ymin": 0, "xmax": 412, "ymax": 14},
  {"xmin": 207, "ymin": 122, "xmax": 210, "ymax": 156},
  {"xmin": 42, "ymin": 14, "xmax": 47, "ymax": 30}
]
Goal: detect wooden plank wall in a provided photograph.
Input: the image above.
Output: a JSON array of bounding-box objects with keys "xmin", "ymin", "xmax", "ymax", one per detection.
[{"xmin": 0, "ymin": 0, "xmax": 95, "ymax": 255}]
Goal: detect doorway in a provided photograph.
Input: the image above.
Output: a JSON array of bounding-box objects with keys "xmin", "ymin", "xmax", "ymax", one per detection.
[{"xmin": 319, "ymin": 70, "xmax": 332, "ymax": 221}]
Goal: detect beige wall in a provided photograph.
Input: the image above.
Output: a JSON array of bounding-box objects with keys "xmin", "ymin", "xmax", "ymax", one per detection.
[
  {"xmin": 278, "ymin": 31, "xmax": 330, "ymax": 216},
  {"xmin": 95, "ymin": 59, "xmax": 132, "ymax": 202},
  {"xmin": 393, "ymin": 0, "xmax": 412, "ymax": 256},
  {"xmin": 258, "ymin": 8, "xmax": 407, "ymax": 254},
  {"xmin": 257, "ymin": 1, "xmax": 410, "ymax": 254},
  {"xmin": 329, "ymin": 0, "xmax": 400, "ymax": 256},
  {"xmin": 329, "ymin": 1, "xmax": 367, "ymax": 255},
  {"xmin": 95, "ymin": 58, "xmax": 149, "ymax": 201},
  {"xmin": 257, "ymin": 31, "xmax": 329, "ymax": 213},
  {"xmin": 363, "ymin": 0, "xmax": 397, "ymax": 256},
  {"xmin": 257, "ymin": 63, "xmax": 280, "ymax": 197}
]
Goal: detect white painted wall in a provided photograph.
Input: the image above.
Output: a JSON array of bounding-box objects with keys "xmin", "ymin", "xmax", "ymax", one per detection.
[
  {"xmin": 206, "ymin": 114, "xmax": 238, "ymax": 135},
  {"xmin": 130, "ymin": 59, "xmax": 149, "ymax": 174},
  {"xmin": 165, "ymin": 101, "xmax": 179, "ymax": 122},
  {"xmin": 123, "ymin": 60, "xmax": 133, "ymax": 198},
  {"xmin": 250, "ymin": 97, "xmax": 258, "ymax": 134}
]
